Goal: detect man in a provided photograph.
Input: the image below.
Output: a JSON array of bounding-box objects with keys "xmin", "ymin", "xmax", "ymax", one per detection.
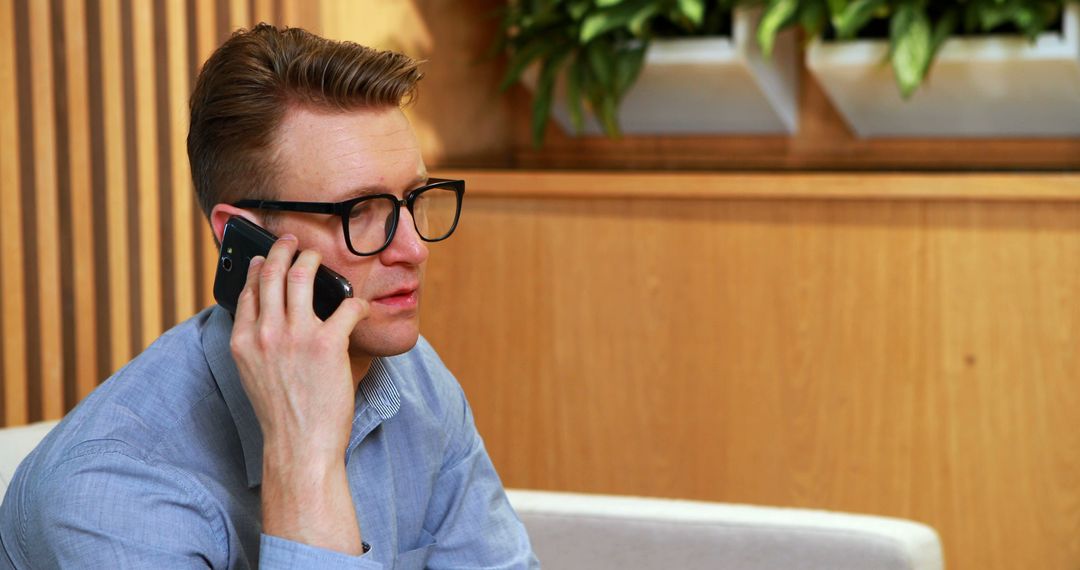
[{"xmin": 0, "ymin": 24, "xmax": 537, "ymax": 569}]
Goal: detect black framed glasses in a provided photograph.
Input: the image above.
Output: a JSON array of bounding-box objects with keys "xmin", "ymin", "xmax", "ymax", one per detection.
[{"xmin": 233, "ymin": 178, "xmax": 464, "ymax": 256}]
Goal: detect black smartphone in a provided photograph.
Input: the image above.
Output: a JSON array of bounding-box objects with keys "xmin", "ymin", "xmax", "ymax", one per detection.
[{"xmin": 213, "ymin": 216, "xmax": 354, "ymax": 321}]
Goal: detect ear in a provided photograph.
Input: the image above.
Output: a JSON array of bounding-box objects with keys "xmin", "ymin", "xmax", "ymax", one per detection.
[{"xmin": 210, "ymin": 204, "xmax": 261, "ymax": 244}]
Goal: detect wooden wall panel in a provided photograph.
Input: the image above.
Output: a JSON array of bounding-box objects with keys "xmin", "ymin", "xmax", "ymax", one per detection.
[
  {"xmin": 420, "ymin": 172, "xmax": 1080, "ymax": 570},
  {"xmin": 0, "ymin": 0, "xmax": 317, "ymax": 423},
  {"xmin": 192, "ymin": 0, "xmax": 222, "ymax": 313},
  {"xmin": 166, "ymin": 0, "xmax": 196, "ymax": 326},
  {"xmin": 1, "ymin": 0, "xmax": 28, "ymax": 426},
  {"xmin": 100, "ymin": 0, "xmax": 132, "ymax": 376},
  {"xmin": 25, "ymin": 0, "xmax": 63, "ymax": 420},
  {"xmin": 318, "ymin": 0, "xmax": 515, "ymax": 169},
  {"xmin": 63, "ymin": 0, "xmax": 99, "ymax": 406},
  {"xmin": 133, "ymin": 0, "xmax": 163, "ymax": 351}
]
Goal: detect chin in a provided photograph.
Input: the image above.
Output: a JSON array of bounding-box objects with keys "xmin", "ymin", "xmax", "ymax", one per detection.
[{"xmin": 350, "ymin": 321, "xmax": 421, "ymax": 358}]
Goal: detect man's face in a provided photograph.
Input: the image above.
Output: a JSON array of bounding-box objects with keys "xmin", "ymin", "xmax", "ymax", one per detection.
[{"xmin": 267, "ymin": 105, "xmax": 429, "ymax": 359}]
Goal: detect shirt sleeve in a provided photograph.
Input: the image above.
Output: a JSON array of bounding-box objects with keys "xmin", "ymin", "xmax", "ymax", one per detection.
[
  {"xmin": 15, "ymin": 443, "xmax": 228, "ymax": 569},
  {"xmin": 421, "ymin": 389, "xmax": 539, "ymax": 570},
  {"xmin": 258, "ymin": 535, "xmax": 383, "ymax": 570},
  {"xmin": 13, "ymin": 442, "xmax": 387, "ymax": 570}
]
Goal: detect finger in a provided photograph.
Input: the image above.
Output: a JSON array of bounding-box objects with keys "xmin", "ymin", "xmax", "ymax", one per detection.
[
  {"xmin": 324, "ymin": 297, "xmax": 368, "ymax": 338},
  {"xmin": 286, "ymin": 248, "xmax": 322, "ymax": 323},
  {"xmin": 258, "ymin": 234, "xmax": 298, "ymax": 322},
  {"xmin": 234, "ymin": 256, "xmax": 264, "ymax": 327}
]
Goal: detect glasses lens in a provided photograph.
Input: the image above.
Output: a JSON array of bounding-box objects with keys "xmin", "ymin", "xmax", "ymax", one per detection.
[
  {"xmin": 412, "ymin": 187, "xmax": 459, "ymax": 241},
  {"xmin": 347, "ymin": 197, "xmax": 396, "ymax": 254}
]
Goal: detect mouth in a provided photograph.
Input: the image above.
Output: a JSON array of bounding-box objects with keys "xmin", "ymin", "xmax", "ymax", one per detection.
[{"xmin": 371, "ymin": 284, "xmax": 420, "ymax": 309}]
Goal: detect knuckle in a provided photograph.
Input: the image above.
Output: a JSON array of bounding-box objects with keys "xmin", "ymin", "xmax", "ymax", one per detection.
[
  {"xmin": 229, "ymin": 333, "xmax": 248, "ymax": 355},
  {"xmin": 287, "ymin": 265, "xmax": 311, "ymax": 283},
  {"xmin": 260, "ymin": 263, "xmax": 282, "ymax": 280},
  {"xmin": 255, "ymin": 325, "xmax": 279, "ymax": 348}
]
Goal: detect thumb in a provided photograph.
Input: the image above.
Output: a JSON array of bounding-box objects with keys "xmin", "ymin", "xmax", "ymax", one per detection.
[{"xmin": 325, "ymin": 297, "xmax": 368, "ymax": 337}]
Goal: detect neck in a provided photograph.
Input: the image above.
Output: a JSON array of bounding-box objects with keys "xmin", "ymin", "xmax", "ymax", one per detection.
[{"xmin": 350, "ymin": 353, "xmax": 372, "ymax": 394}]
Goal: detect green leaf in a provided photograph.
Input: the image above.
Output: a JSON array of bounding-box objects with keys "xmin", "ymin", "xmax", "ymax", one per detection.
[
  {"xmin": 596, "ymin": 0, "xmax": 627, "ymax": 7},
  {"xmin": 530, "ymin": 46, "xmax": 573, "ymax": 147},
  {"xmin": 578, "ymin": 42, "xmax": 621, "ymax": 137},
  {"xmin": 518, "ymin": 8, "xmax": 566, "ymax": 32},
  {"xmin": 890, "ymin": 2, "xmax": 933, "ymax": 99},
  {"xmin": 676, "ymin": 0, "xmax": 706, "ymax": 26},
  {"xmin": 758, "ymin": 0, "xmax": 800, "ymax": 57},
  {"xmin": 585, "ymin": 40, "xmax": 615, "ymax": 90},
  {"xmin": 580, "ymin": 0, "xmax": 653, "ymax": 43},
  {"xmin": 499, "ymin": 39, "xmax": 554, "ymax": 92},
  {"xmin": 628, "ymin": 4, "xmax": 660, "ymax": 36},
  {"xmin": 799, "ymin": 0, "xmax": 830, "ymax": 40},
  {"xmin": 568, "ymin": 0, "xmax": 591, "ymax": 20},
  {"xmin": 613, "ymin": 42, "xmax": 648, "ymax": 100},
  {"xmin": 931, "ymin": 8, "xmax": 958, "ymax": 53},
  {"xmin": 978, "ymin": 4, "xmax": 1014, "ymax": 31},
  {"xmin": 826, "ymin": 0, "xmax": 848, "ymax": 17},
  {"xmin": 1002, "ymin": 3, "xmax": 1050, "ymax": 39},
  {"xmin": 597, "ymin": 95, "xmax": 621, "ymax": 138},
  {"xmin": 833, "ymin": 0, "xmax": 886, "ymax": 39}
]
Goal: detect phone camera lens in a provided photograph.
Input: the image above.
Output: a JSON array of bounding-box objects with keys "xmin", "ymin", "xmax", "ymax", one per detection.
[{"xmin": 221, "ymin": 256, "xmax": 233, "ymax": 272}]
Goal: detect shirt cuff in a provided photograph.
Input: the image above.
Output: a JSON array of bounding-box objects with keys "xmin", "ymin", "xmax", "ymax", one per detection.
[{"xmin": 259, "ymin": 534, "xmax": 383, "ymax": 570}]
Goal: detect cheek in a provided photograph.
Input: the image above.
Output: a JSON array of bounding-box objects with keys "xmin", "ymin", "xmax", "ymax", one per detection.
[{"xmin": 332, "ymin": 256, "xmax": 377, "ymax": 296}]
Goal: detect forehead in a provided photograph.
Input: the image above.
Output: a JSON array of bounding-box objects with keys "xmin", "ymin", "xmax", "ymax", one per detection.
[{"xmin": 271, "ymin": 105, "xmax": 426, "ymax": 201}]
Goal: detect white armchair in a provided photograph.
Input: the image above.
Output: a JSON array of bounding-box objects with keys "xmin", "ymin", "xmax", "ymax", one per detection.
[
  {"xmin": 1, "ymin": 422, "xmax": 944, "ymax": 569},
  {"xmin": 506, "ymin": 489, "xmax": 943, "ymax": 570},
  {"xmin": 0, "ymin": 420, "xmax": 59, "ymax": 494}
]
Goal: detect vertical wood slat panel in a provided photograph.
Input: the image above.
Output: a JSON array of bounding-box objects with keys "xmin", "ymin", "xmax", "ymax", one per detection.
[
  {"xmin": 228, "ymin": 0, "xmax": 249, "ymax": 32},
  {"xmin": 0, "ymin": 0, "xmax": 28, "ymax": 426},
  {"xmin": 151, "ymin": 0, "xmax": 175, "ymax": 333},
  {"xmin": 252, "ymin": 0, "xmax": 273, "ymax": 25},
  {"xmin": 280, "ymin": 0, "xmax": 298, "ymax": 24},
  {"xmin": 132, "ymin": 0, "xmax": 162, "ymax": 351},
  {"xmin": 28, "ymin": 0, "xmax": 64, "ymax": 420},
  {"xmin": 195, "ymin": 0, "xmax": 219, "ymax": 309},
  {"xmin": 64, "ymin": 0, "xmax": 98, "ymax": 404},
  {"xmin": 1, "ymin": 1, "xmax": 327, "ymax": 426},
  {"xmin": 288, "ymin": 0, "xmax": 319, "ymax": 33},
  {"xmin": 101, "ymin": 0, "xmax": 133, "ymax": 374},
  {"xmin": 167, "ymin": 0, "xmax": 195, "ymax": 323}
]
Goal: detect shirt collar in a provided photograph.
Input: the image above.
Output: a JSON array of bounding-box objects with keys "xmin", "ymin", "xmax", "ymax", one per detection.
[{"xmin": 202, "ymin": 306, "xmax": 402, "ymax": 488}]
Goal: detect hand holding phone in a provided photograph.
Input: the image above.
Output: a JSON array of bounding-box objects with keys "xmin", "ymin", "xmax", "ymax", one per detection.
[
  {"xmin": 223, "ymin": 219, "xmax": 368, "ymax": 554},
  {"xmin": 214, "ymin": 216, "xmax": 353, "ymax": 320}
]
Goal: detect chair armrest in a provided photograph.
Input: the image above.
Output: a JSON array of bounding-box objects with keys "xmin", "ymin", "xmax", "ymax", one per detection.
[
  {"xmin": 506, "ymin": 489, "xmax": 944, "ymax": 570},
  {"xmin": 0, "ymin": 420, "xmax": 60, "ymax": 496}
]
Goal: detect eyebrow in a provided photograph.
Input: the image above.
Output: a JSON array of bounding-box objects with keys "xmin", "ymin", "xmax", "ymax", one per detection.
[{"xmin": 333, "ymin": 173, "xmax": 429, "ymax": 202}]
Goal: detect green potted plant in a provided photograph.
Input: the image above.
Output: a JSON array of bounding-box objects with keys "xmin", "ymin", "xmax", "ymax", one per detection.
[
  {"xmin": 755, "ymin": 0, "xmax": 1080, "ymax": 137},
  {"xmin": 498, "ymin": 0, "xmax": 800, "ymax": 145}
]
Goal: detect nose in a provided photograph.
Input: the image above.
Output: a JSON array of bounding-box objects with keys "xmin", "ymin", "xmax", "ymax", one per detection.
[{"xmin": 380, "ymin": 206, "xmax": 429, "ymax": 266}]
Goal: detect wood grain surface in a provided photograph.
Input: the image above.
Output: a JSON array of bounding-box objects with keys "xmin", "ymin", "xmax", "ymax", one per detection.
[
  {"xmin": 0, "ymin": 0, "xmax": 316, "ymax": 421},
  {"xmin": 421, "ymin": 172, "xmax": 1080, "ymax": 570},
  {"xmin": 1, "ymin": 0, "xmax": 28, "ymax": 425}
]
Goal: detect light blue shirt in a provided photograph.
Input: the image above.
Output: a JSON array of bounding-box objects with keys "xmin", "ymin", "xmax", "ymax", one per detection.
[{"xmin": 0, "ymin": 306, "xmax": 537, "ymax": 569}]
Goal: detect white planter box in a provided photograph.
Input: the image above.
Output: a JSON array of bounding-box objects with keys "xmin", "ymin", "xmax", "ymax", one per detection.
[
  {"xmin": 806, "ymin": 4, "xmax": 1080, "ymax": 137},
  {"xmin": 527, "ymin": 7, "xmax": 799, "ymax": 135}
]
